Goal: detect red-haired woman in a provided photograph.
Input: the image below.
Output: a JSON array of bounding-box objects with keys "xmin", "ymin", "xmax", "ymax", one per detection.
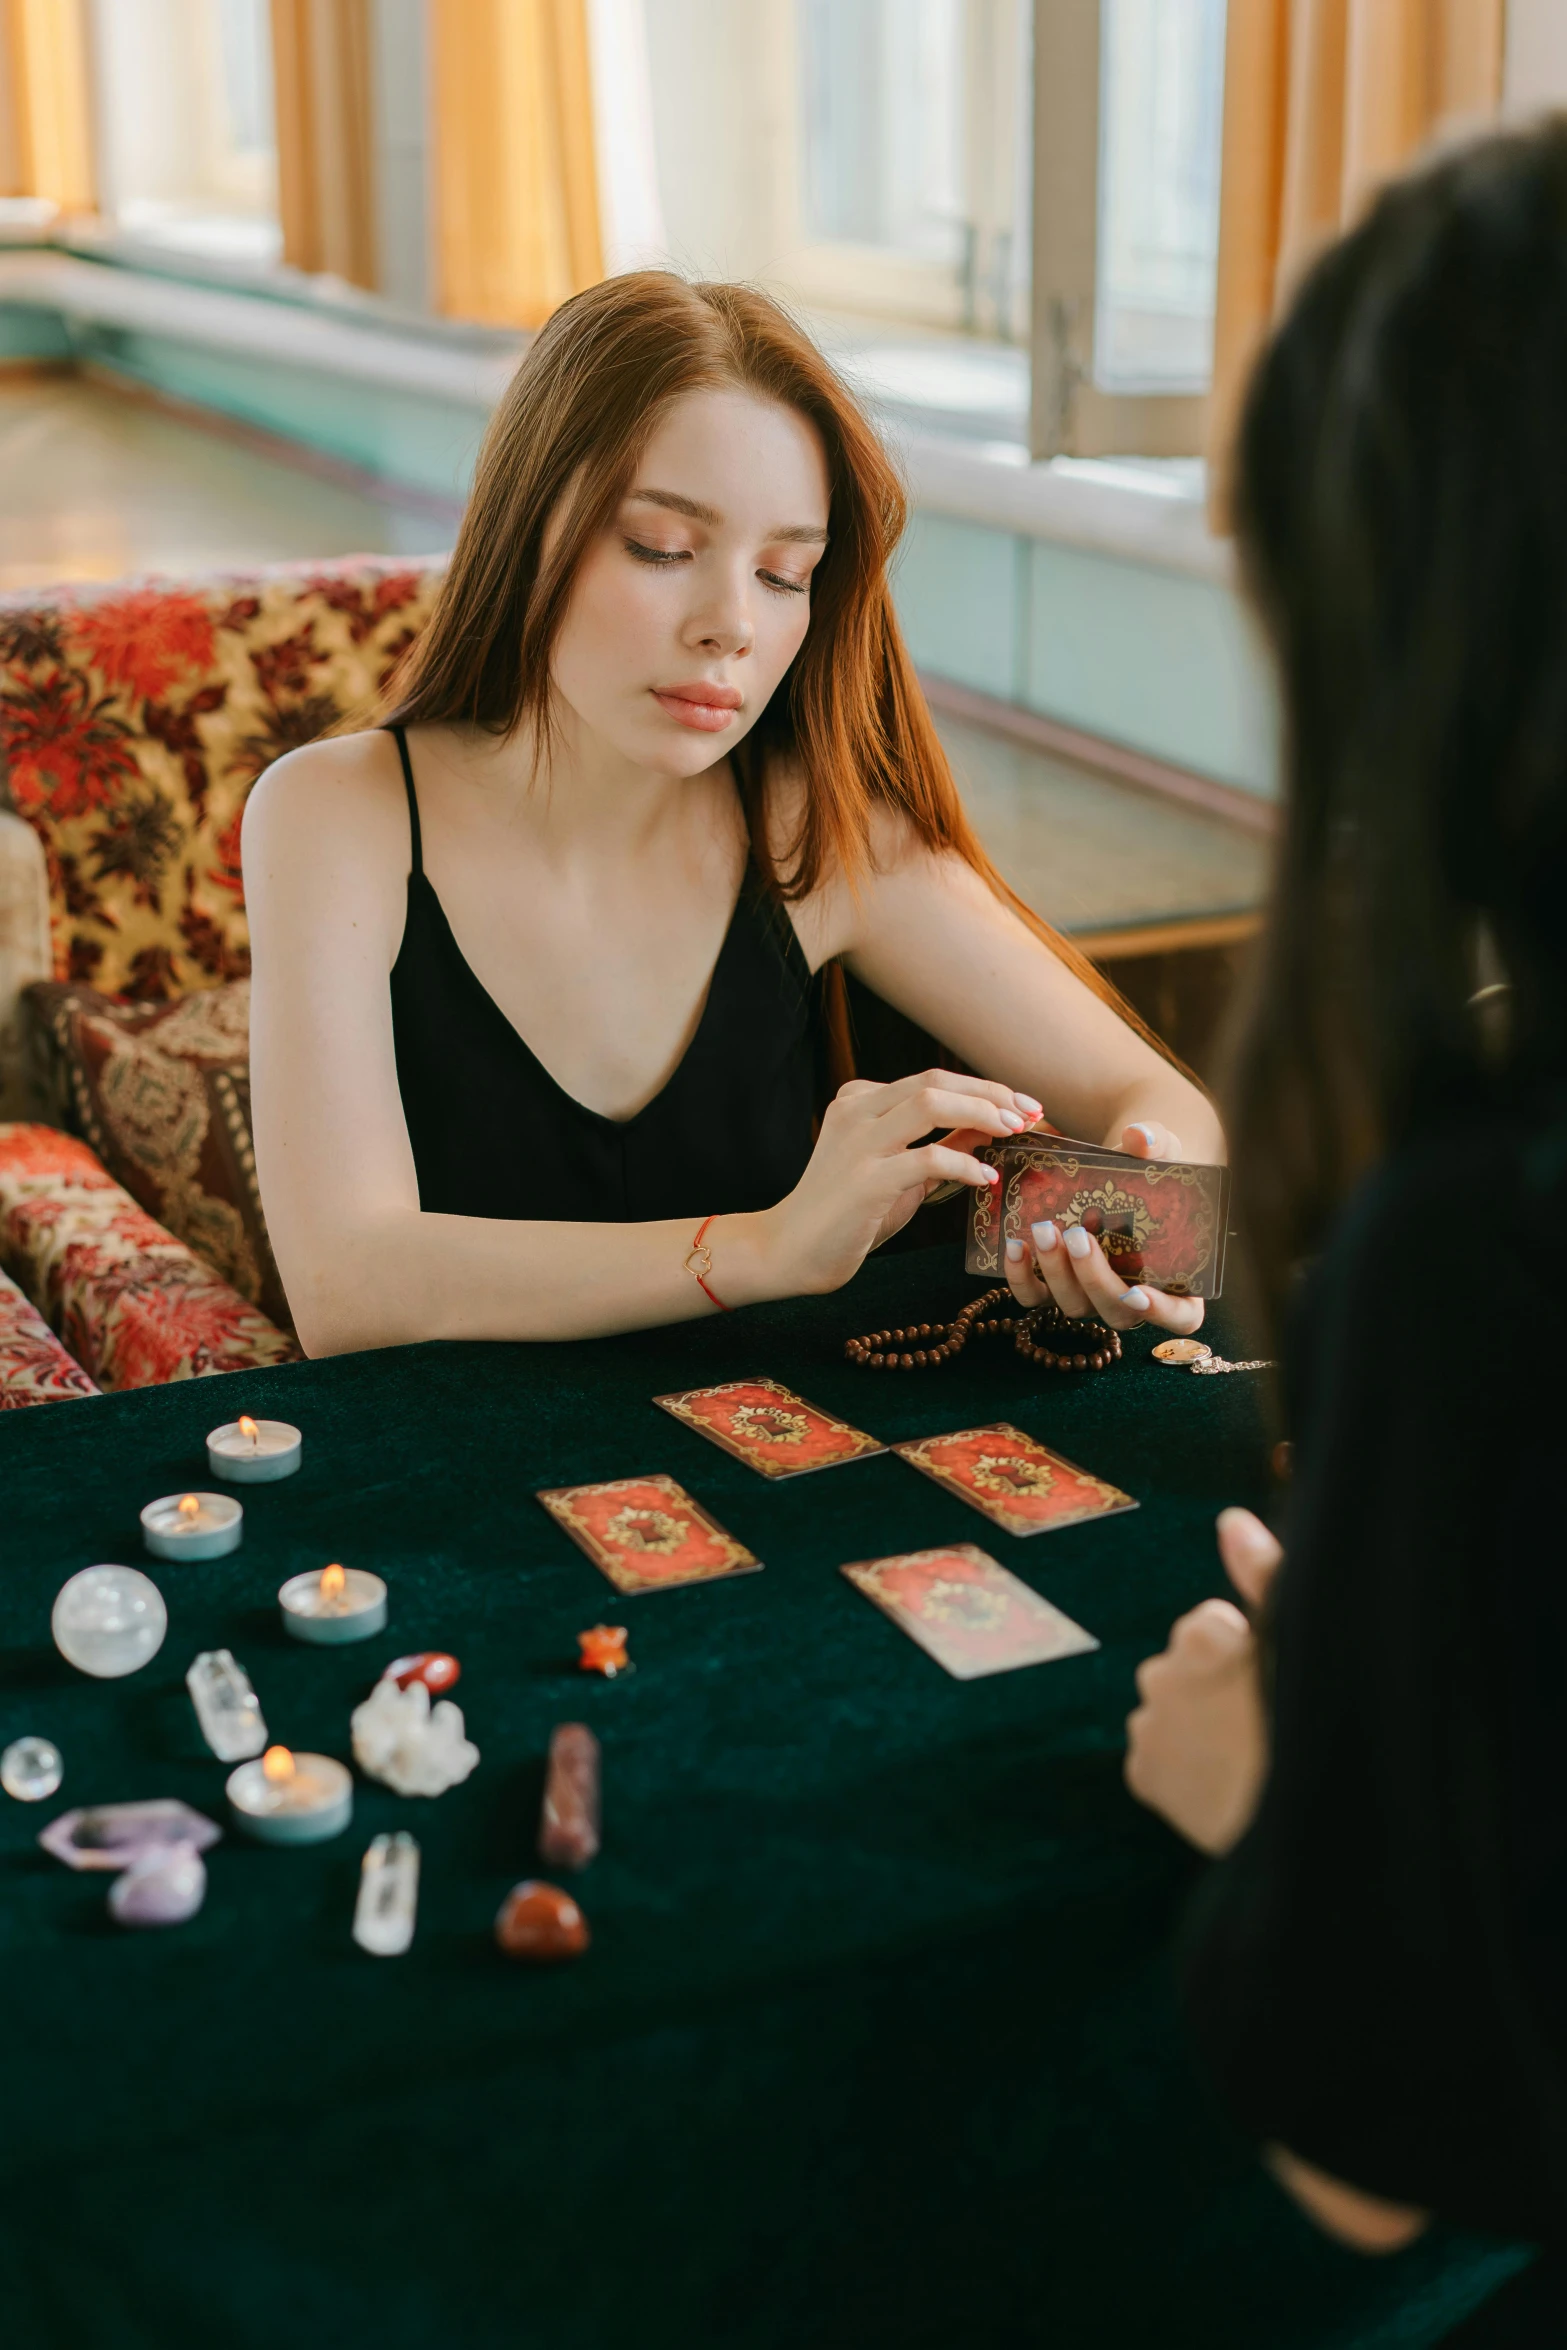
[{"xmin": 244, "ymin": 275, "xmax": 1220, "ymax": 1354}]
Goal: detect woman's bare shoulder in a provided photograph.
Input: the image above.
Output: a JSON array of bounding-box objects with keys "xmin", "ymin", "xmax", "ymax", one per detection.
[{"xmin": 242, "ymin": 726, "xmax": 410, "ymax": 870}]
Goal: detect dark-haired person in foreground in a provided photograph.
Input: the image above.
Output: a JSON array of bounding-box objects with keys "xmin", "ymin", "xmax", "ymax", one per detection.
[{"xmin": 1117, "ymin": 123, "xmax": 1567, "ymax": 2271}]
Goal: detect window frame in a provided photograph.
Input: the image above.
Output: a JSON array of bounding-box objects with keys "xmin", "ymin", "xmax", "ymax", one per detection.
[{"xmin": 1028, "ymin": 0, "xmax": 1207, "ymax": 458}]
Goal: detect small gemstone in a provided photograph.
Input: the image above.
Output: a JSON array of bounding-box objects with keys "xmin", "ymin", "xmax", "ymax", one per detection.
[
  {"xmin": 381, "ymin": 1651, "xmax": 461, "ymax": 1695},
  {"xmin": 578, "ymin": 1625, "xmax": 630, "ymax": 1677},
  {"xmin": 187, "ymin": 1649, "xmax": 267, "ymax": 1762},
  {"xmin": 353, "ymin": 1831, "xmax": 420, "ymax": 1956},
  {"xmin": 41, "ymin": 1799, "xmax": 221, "ymax": 1871},
  {"xmin": 539, "ymin": 1724, "xmax": 601, "ymax": 1870},
  {"xmin": 108, "ymin": 1843, "xmax": 207, "ymax": 1927},
  {"xmin": 496, "ymin": 1879, "xmax": 590, "ymax": 1961},
  {"xmin": 2, "ymin": 1736, "xmax": 62, "ymax": 1802}
]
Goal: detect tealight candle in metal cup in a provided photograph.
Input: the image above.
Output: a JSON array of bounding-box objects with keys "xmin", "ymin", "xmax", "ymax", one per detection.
[
  {"xmin": 207, "ymin": 1415, "xmax": 303, "ymax": 1484},
  {"xmin": 279, "ymin": 1562, "xmax": 387, "ymax": 1646},
  {"xmin": 227, "ymin": 1745, "xmax": 352, "ymax": 1845},
  {"xmin": 141, "ymin": 1490, "xmax": 243, "ymax": 1562}
]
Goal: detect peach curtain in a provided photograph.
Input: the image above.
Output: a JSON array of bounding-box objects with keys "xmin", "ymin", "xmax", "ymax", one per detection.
[
  {"xmin": 0, "ymin": 0, "xmax": 94, "ymax": 212},
  {"xmin": 269, "ymin": 0, "xmax": 377, "ymax": 287},
  {"xmin": 430, "ymin": 0, "xmax": 604, "ymax": 328},
  {"xmin": 1210, "ymin": 0, "xmax": 1506, "ymax": 511}
]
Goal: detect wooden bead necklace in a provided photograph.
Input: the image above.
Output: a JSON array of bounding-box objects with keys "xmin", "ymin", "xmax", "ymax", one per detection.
[{"xmin": 844, "ymin": 1287, "xmax": 1123, "ymax": 1375}]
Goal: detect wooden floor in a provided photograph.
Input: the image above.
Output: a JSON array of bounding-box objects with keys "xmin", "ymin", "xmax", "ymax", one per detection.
[
  {"xmin": 0, "ymin": 370, "xmax": 452, "ymax": 588},
  {"xmin": 0, "ymin": 368, "xmax": 1269, "ymax": 1069}
]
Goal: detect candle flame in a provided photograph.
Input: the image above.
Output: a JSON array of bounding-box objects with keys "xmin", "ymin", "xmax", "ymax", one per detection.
[
  {"xmin": 177, "ymin": 1493, "xmax": 201, "ymax": 1520},
  {"xmin": 238, "ymin": 1415, "xmax": 259, "ymax": 1443},
  {"xmin": 320, "ymin": 1562, "xmax": 346, "ymax": 1600},
  {"xmin": 261, "ymin": 1745, "xmax": 295, "ymax": 1783}
]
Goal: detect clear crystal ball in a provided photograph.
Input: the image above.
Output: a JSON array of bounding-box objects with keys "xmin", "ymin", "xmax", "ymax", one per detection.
[
  {"xmin": 51, "ymin": 1565, "xmax": 168, "ymax": 1679},
  {"xmin": 1, "ymin": 1735, "xmax": 62, "ymax": 1802}
]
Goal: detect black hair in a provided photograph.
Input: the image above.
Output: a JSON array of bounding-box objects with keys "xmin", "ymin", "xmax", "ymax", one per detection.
[{"xmin": 1228, "ymin": 119, "xmax": 1567, "ymax": 1335}]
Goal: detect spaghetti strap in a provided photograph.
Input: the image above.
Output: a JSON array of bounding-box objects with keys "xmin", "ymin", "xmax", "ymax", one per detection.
[{"xmin": 388, "ymin": 723, "xmax": 423, "ymax": 876}]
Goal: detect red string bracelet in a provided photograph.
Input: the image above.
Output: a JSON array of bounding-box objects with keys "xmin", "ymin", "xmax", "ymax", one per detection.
[{"xmin": 684, "ymin": 1214, "xmax": 729, "ymax": 1312}]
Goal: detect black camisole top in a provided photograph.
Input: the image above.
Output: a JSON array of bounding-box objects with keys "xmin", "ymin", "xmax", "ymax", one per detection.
[{"xmin": 386, "ymin": 726, "xmax": 824, "ymax": 1223}]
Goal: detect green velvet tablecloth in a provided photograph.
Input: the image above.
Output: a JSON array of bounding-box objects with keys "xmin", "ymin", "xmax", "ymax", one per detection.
[{"xmin": 0, "ymin": 1249, "xmax": 1528, "ymax": 2348}]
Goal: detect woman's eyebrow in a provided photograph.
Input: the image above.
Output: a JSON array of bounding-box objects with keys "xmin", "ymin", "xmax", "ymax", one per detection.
[{"xmin": 626, "ymin": 487, "xmax": 827, "ymax": 545}]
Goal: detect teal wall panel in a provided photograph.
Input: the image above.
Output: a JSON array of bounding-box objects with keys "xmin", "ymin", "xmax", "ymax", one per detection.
[
  {"xmin": 892, "ymin": 511, "xmax": 1026, "ymax": 703},
  {"xmin": 1024, "ymin": 537, "xmax": 1277, "ymax": 796},
  {"xmin": 0, "ymin": 304, "xmax": 72, "ymax": 363},
  {"xmin": 70, "ymin": 323, "xmax": 484, "ymax": 504}
]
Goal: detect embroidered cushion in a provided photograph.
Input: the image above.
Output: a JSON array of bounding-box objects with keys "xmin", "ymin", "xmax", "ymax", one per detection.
[
  {"xmin": 0, "ymin": 1261, "xmax": 98, "ymax": 1406},
  {"xmin": 0, "ymin": 1123, "xmax": 297, "ymax": 1392},
  {"xmin": 25, "ymin": 975, "xmax": 288, "ymax": 1330},
  {"xmin": 0, "ymin": 557, "xmax": 444, "ymax": 1000}
]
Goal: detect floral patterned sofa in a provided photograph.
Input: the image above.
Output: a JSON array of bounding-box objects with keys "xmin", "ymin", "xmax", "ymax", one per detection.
[{"xmin": 0, "ymin": 556, "xmax": 446, "ymax": 1405}]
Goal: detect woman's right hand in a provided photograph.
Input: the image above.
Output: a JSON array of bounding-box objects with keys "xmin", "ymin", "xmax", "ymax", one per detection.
[{"xmin": 762, "ymin": 1069, "xmax": 1041, "ymax": 1296}]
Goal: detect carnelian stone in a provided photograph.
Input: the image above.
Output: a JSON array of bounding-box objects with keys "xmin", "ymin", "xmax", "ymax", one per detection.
[
  {"xmin": 381, "ymin": 1651, "xmax": 461, "ymax": 1694},
  {"xmin": 495, "ymin": 1879, "xmax": 590, "ymax": 1962},
  {"xmin": 577, "ymin": 1625, "xmax": 630, "ymax": 1678}
]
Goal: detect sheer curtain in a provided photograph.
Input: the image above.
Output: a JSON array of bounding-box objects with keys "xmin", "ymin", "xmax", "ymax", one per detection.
[
  {"xmin": 1209, "ymin": 0, "xmax": 1505, "ymax": 512},
  {"xmin": 0, "ymin": 0, "xmax": 95, "ymax": 212},
  {"xmin": 429, "ymin": 0, "xmax": 602, "ymax": 327},
  {"xmin": 270, "ymin": 0, "xmax": 375, "ymax": 285}
]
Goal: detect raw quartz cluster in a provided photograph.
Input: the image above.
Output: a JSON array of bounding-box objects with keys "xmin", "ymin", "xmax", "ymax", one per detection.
[{"xmin": 350, "ymin": 1677, "xmax": 479, "ymax": 1798}]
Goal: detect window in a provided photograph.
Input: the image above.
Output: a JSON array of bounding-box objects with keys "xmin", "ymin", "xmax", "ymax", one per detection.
[
  {"xmin": 1094, "ymin": 0, "xmax": 1226, "ymax": 393},
  {"xmin": 91, "ymin": 0, "xmax": 279, "ymax": 268},
  {"xmin": 799, "ymin": 0, "xmax": 964, "ymax": 264},
  {"xmin": 1031, "ymin": 0, "xmax": 1228, "ymax": 458},
  {"xmin": 795, "ymin": 0, "xmax": 1031, "ymax": 339}
]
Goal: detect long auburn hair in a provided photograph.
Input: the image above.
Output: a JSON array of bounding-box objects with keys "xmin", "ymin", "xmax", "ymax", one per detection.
[
  {"xmin": 1227, "ymin": 123, "xmax": 1567, "ymax": 1339},
  {"xmin": 388, "ymin": 270, "xmax": 1154, "ymax": 1059}
]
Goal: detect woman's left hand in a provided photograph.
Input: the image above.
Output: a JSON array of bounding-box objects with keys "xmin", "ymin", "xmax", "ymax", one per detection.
[
  {"xmin": 1001, "ymin": 1121, "xmax": 1206, "ymax": 1334},
  {"xmin": 1122, "ymin": 1509, "xmax": 1280, "ymax": 1854}
]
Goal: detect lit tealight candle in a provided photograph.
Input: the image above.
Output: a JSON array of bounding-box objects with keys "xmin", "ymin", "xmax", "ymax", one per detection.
[
  {"xmin": 279, "ymin": 1562, "xmax": 387, "ymax": 1646},
  {"xmin": 141, "ymin": 1490, "xmax": 243, "ymax": 1562},
  {"xmin": 206, "ymin": 1415, "xmax": 303, "ymax": 1484},
  {"xmin": 227, "ymin": 1744, "xmax": 353, "ymax": 1845}
]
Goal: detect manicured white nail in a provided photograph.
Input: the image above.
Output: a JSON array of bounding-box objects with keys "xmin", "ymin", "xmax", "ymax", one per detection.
[
  {"xmin": 1123, "ymin": 1287, "xmax": 1150, "ymax": 1311},
  {"xmin": 1064, "ymin": 1225, "xmax": 1092, "ymax": 1261},
  {"xmin": 1000, "ymin": 1109, "xmax": 1025, "ymax": 1131},
  {"xmin": 1031, "ymin": 1220, "xmax": 1058, "ymax": 1250},
  {"xmin": 1005, "ymin": 1237, "xmax": 1024, "ymax": 1261},
  {"xmin": 1016, "ymin": 1095, "xmax": 1043, "ymax": 1116}
]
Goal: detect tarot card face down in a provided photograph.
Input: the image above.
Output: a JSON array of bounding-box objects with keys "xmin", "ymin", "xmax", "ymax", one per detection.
[
  {"xmin": 653, "ymin": 1377, "xmax": 883, "ymax": 1479},
  {"xmin": 536, "ymin": 1474, "xmax": 761, "ymax": 1595},
  {"xmin": 841, "ymin": 1544, "xmax": 1099, "ymax": 1680},
  {"xmin": 966, "ymin": 1135, "xmax": 1230, "ymax": 1297},
  {"xmin": 892, "ymin": 1424, "xmax": 1137, "ymax": 1539}
]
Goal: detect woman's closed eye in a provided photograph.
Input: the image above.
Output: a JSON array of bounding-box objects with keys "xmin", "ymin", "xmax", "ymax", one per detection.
[
  {"xmin": 623, "ymin": 538, "xmax": 809, "ymax": 597},
  {"xmin": 624, "ymin": 537, "xmax": 691, "ymax": 567}
]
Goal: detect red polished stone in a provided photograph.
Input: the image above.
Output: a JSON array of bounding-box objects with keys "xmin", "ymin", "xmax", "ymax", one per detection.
[
  {"xmin": 381, "ymin": 1651, "xmax": 461, "ymax": 1694},
  {"xmin": 495, "ymin": 1879, "xmax": 590, "ymax": 1961},
  {"xmin": 577, "ymin": 1625, "xmax": 629, "ymax": 1678}
]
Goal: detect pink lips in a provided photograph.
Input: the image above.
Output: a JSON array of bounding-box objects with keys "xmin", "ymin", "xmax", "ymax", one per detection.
[{"xmin": 652, "ymin": 682, "xmax": 743, "ymax": 733}]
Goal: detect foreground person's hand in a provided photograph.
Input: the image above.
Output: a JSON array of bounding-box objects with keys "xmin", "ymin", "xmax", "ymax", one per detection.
[
  {"xmin": 1123, "ymin": 1506, "xmax": 1280, "ymax": 1855},
  {"xmin": 999, "ymin": 1121, "xmax": 1207, "ymax": 1336},
  {"xmin": 764, "ymin": 1069, "xmax": 1042, "ymax": 1296}
]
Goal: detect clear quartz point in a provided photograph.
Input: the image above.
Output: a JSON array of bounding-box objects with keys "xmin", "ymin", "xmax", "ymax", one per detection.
[
  {"xmin": 186, "ymin": 1649, "xmax": 267, "ymax": 1762},
  {"xmin": 353, "ymin": 1831, "xmax": 420, "ymax": 1956}
]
